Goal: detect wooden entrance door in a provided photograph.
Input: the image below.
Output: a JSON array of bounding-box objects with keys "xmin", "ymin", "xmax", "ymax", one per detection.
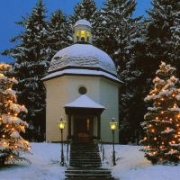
[{"xmin": 74, "ymin": 116, "xmax": 93, "ymax": 143}]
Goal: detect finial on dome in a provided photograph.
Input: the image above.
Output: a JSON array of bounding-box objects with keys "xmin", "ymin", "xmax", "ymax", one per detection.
[{"xmin": 73, "ymin": 19, "xmax": 92, "ymax": 44}]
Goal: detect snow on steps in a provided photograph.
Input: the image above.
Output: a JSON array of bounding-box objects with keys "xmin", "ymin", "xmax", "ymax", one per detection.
[
  {"xmin": 65, "ymin": 168, "xmax": 115, "ymax": 179},
  {"xmin": 66, "ymin": 142, "xmax": 117, "ymax": 179}
]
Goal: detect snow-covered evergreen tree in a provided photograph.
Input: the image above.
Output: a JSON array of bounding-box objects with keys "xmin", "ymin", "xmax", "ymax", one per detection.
[
  {"xmin": 120, "ymin": 0, "xmax": 180, "ymax": 144},
  {"xmin": 119, "ymin": 19, "xmax": 150, "ymax": 144},
  {"xmin": 69, "ymin": 0, "xmax": 97, "ymax": 25},
  {"xmin": 94, "ymin": 0, "xmax": 146, "ymax": 143},
  {"xmin": 0, "ymin": 63, "xmax": 30, "ymax": 165},
  {"xmin": 2, "ymin": 0, "xmax": 48, "ymax": 140},
  {"xmin": 145, "ymin": 0, "xmax": 180, "ymax": 78},
  {"xmin": 94, "ymin": 0, "xmax": 137, "ymax": 69},
  {"xmin": 169, "ymin": 16, "xmax": 180, "ymax": 71},
  {"xmin": 119, "ymin": 59, "xmax": 145, "ymax": 144},
  {"xmin": 46, "ymin": 9, "xmax": 72, "ymax": 61},
  {"xmin": 141, "ymin": 61, "xmax": 180, "ymax": 164}
]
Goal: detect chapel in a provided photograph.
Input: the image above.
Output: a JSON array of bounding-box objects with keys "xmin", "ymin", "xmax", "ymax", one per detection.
[{"xmin": 42, "ymin": 19, "xmax": 122, "ymax": 143}]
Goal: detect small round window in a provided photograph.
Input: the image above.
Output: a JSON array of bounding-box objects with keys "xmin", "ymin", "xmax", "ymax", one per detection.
[{"xmin": 78, "ymin": 86, "xmax": 87, "ymax": 94}]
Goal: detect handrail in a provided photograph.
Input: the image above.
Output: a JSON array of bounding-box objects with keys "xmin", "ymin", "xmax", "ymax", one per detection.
[
  {"xmin": 98, "ymin": 139, "xmax": 105, "ymax": 162},
  {"xmin": 66, "ymin": 138, "xmax": 72, "ymax": 164}
]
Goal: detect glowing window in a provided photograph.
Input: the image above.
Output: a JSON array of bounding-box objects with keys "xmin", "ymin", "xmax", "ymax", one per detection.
[
  {"xmin": 81, "ymin": 30, "xmax": 85, "ymax": 37},
  {"xmin": 87, "ymin": 119, "xmax": 90, "ymax": 131},
  {"xmin": 76, "ymin": 31, "xmax": 80, "ymax": 36}
]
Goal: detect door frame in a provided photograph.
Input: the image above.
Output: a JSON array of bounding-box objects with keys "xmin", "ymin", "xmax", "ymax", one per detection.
[{"xmin": 73, "ymin": 115, "xmax": 93, "ymax": 143}]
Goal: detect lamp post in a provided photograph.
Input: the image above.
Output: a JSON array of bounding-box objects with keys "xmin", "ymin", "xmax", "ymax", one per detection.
[
  {"xmin": 58, "ymin": 117, "xmax": 66, "ymax": 166},
  {"xmin": 109, "ymin": 117, "xmax": 117, "ymax": 166}
]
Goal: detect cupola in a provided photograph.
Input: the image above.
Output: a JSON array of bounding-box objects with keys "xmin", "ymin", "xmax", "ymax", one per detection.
[
  {"xmin": 44, "ymin": 19, "xmax": 121, "ymax": 83},
  {"xmin": 73, "ymin": 19, "xmax": 92, "ymax": 44}
]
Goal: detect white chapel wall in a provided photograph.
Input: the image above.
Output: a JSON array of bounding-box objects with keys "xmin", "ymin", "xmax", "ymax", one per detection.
[
  {"xmin": 99, "ymin": 78, "xmax": 119, "ymax": 143},
  {"xmin": 44, "ymin": 75, "xmax": 119, "ymax": 143}
]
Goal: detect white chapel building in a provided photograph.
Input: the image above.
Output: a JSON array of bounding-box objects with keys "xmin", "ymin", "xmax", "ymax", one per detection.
[{"xmin": 42, "ymin": 19, "xmax": 122, "ymax": 143}]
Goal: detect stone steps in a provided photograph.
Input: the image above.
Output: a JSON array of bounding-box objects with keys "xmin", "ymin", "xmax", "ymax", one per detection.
[
  {"xmin": 65, "ymin": 168, "xmax": 115, "ymax": 179},
  {"xmin": 69, "ymin": 143, "xmax": 101, "ymax": 168},
  {"xmin": 66, "ymin": 143, "xmax": 116, "ymax": 179},
  {"xmin": 65, "ymin": 177, "xmax": 115, "ymax": 179}
]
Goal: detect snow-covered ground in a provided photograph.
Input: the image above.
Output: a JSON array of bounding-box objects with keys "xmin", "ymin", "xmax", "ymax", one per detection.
[{"xmin": 0, "ymin": 143, "xmax": 179, "ymax": 180}]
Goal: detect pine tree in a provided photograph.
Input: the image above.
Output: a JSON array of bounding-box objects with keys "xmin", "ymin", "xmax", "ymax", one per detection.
[
  {"xmin": 119, "ymin": 59, "xmax": 145, "ymax": 143},
  {"xmin": 120, "ymin": 0, "xmax": 180, "ymax": 144},
  {"xmin": 94, "ymin": 0, "xmax": 137, "ymax": 69},
  {"xmin": 69, "ymin": 0, "xmax": 97, "ymax": 25},
  {"xmin": 145, "ymin": 0, "xmax": 180, "ymax": 79},
  {"xmin": 118, "ymin": 17, "xmax": 148, "ymax": 144},
  {"xmin": 47, "ymin": 9, "xmax": 72, "ymax": 61},
  {"xmin": 0, "ymin": 63, "xmax": 30, "ymax": 165},
  {"xmin": 141, "ymin": 61, "xmax": 180, "ymax": 164},
  {"xmin": 169, "ymin": 16, "xmax": 180, "ymax": 71},
  {"xmin": 94, "ymin": 0, "xmax": 147, "ymax": 143},
  {"xmin": 2, "ymin": 0, "xmax": 48, "ymax": 141}
]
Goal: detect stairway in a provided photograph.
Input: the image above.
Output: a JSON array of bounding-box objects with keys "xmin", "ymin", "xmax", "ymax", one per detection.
[
  {"xmin": 65, "ymin": 168, "xmax": 115, "ymax": 180},
  {"xmin": 65, "ymin": 143, "xmax": 116, "ymax": 180},
  {"xmin": 69, "ymin": 143, "xmax": 101, "ymax": 168}
]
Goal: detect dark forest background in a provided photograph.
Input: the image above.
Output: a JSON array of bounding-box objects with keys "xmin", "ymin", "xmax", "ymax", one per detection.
[{"xmin": 1, "ymin": 0, "xmax": 180, "ymax": 143}]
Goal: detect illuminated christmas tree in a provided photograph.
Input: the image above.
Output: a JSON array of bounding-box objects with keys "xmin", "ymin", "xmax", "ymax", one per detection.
[
  {"xmin": 0, "ymin": 63, "xmax": 30, "ymax": 165},
  {"xmin": 141, "ymin": 61, "xmax": 180, "ymax": 164}
]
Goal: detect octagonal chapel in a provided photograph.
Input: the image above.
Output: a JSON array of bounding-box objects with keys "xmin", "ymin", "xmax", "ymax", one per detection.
[{"xmin": 42, "ymin": 19, "xmax": 122, "ymax": 143}]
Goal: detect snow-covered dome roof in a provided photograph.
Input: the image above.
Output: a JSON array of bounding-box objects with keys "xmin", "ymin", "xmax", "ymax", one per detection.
[
  {"xmin": 48, "ymin": 43, "xmax": 117, "ymax": 76},
  {"xmin": 74, "ymin": 19, "xmax": 92, "ymax": 28}
]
